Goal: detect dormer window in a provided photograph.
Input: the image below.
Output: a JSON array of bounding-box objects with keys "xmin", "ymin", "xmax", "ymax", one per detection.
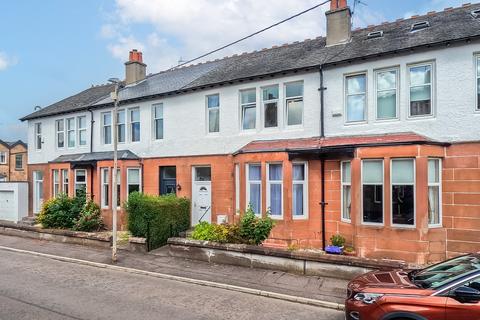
[
  {"xmin": 471, "ymin": 9, "xmax": 480, "ymax": 18},
  {"xmin": 367, "ymin": 31, "xmax": 384, "ymax": 39},
  {"xmin": 410, "ymin": 21, "xmax": 430, "ymax": 32}
]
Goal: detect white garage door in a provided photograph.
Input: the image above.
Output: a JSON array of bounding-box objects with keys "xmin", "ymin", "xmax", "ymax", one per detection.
[{"xmin": 0, "ymin": 190, "xmax": 15, "ymax": 221}]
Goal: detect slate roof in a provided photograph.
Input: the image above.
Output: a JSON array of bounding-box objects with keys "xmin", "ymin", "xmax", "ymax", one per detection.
[
  {"xmin": 0, "ymin": 139, "xmax": 27, "ymax": 149},
  {"xmin": 234, "ymin": 132, "xmax": 446, "ymax": 154},
  {"xmin": 21, "ymin": 3, "xmax": 480, "ymax": 121},
  {"xmin": 50, "ymin": 150, "xmax": 139, "ymax": 163}
]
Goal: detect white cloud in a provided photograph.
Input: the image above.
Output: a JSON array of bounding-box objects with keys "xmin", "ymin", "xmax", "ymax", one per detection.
[
  {"xmin": 0, "ymin": 51, "xmax": 17, "ymax": 71},
  {"xmin": 101, "ymin": 0, "xmax": 386, "ymax": 72}
]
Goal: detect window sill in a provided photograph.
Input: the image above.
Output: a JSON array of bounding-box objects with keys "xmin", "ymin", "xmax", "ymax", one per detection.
[
  {"xmin": 406, "ymin": 115, "xmax": 435, "ymax": 121},
  {"xmin": 391, "ymin": 224, "xmax": 416, "ymax": 229},
  {"xmin": 270, "ymin": 215, "xmax": 283, "ymax": 220},
  {"xmin": 292, "ymin": 215, "xmax": 308, "ymax": 220},
  {"xmin": 374, "ymin": 117, "xmax": 400, "ymax": 123},
  {"xmin": 344, "ymin": 120, "xmax": 368, "ymax": 126},
  {"xmin": 361, "ymin": 222, "xmax": 384, "ymax": 228},
  {"xmin": 428, "ymin": 224, "xmax": 443, "ymax": 229},
  {"xmin": 341, "ymin": 218, "xmax": 352, "ymax": 223}
]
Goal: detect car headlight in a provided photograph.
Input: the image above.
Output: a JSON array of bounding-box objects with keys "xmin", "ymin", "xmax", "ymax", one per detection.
[{"xmin": 353, "ymin": 293, "xmax": 384, "ymax": 304}]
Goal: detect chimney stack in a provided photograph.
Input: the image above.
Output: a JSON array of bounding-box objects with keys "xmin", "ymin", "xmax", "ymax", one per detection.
[
  {"xmin": 325, "ymin": 0, "xmax": 351, "ymax": 46},
  {"xmin": 125, "ymin": 49, "xmax": 146, "ymax": 85}
]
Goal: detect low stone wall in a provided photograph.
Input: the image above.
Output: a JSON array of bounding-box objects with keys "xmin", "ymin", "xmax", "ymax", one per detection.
[
  {"xmin": 167, "ymin": 238, "xmax": 408, "ymax": 280},
  {"xmin": 0, "ymin": 220, "xmax": 112, "ymax": 249}
]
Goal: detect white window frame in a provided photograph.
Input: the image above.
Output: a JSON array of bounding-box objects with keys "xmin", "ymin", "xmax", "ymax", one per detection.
[
  {"xmin": 61, "ymin": 169, "xmax": 69, "ymax": 195},
  {"xmin": 101, "ymin": 168, "xmax": 109, "ymax": 209},
  {"xmin": 55, "ymin": 119, "xmax": 65, "ymax": 149},
  {"xmin": 74, "ymin": 169, "xmax": 87, "ymax": 195},
  {"xmin": 261, "ymin": 85, "xmax": 279, "ymax": 129},
  {"xmin": 206, "ymin": 94, "xmax": 220, "ymax": 134},
  {"xmin": 15, "ymin": 154, "xmax": 22, "ymax": 170},
  {"xmin": 374, "ymin": 67, "xmax": 400, "ymax": 121},
  {"xmin": 234, "ymin": 163, "xmax": 240, "ymax": 214},
  {"xmin": 390, "ymin": 158, "xmax": 416, "ymax": 228},
  {"xmin": 102, "ymin": 112, "xmax": 112, "ymax": 145},
  {"xmin": 128, "ymin": 107, "xmax": 141, "ymax": 143},
  {"xmin": 52, "ymin": 169, "xmax": 60, "ymax": 198},
  {"xmin": 428, "ymin": 158, "xmax": 442, "ymax": 228},
  {"xmin": 117, "ymin": 109, "xmax": 126, "ymax": 144},
  {"xmin": 66, "ymin": 117, "xmax": 76, "ymax": 148},
  {"xmin": 341, "ymin": 161, "xmax": 352, "ymax": 222},
  {"xmin": 33, "ymin": 171, "xmax": 44, "ymax": 213},
  {"xmin": 77, "ymin": 116, "xmax": 87, "ymax": 146},
  {"xmin": 476, "ymin": 55, "xmax": 480, "ymax": 111},
  {"xmin": 35, "ymin": 122, "xmax": 42, "ymax": 151},
  {"xmin": 407, "ymin": 61, "xmax": 435, "ymax": 118},
  {"xmin": 285, "ymin": 81, "xmax": 304, "ymax": 127},
  {"xmin": 266, "ymin": 162, "xmax": 283, "ymax": 220},
  {"xmin": 127, "ymin": 168, "xmax": 142, "ymax": 196},
  {"xmin": 116, "ymin": 168, "xmax": 121, "ymax": 208},
  {"xmin": 240, "ymin": 88, "xmax": 257, "ymax": 131},
  {"xmin": 152, "ymin": 103, "xmax": 164, "ymax": 140},
  {"xmin": 246, "ymin": 163, "xmax": 262, "ymax": 216},
  {"xmin": 292, "ymin": 161, "xmax": 308, "ymax": 220},
  {"xmin": 344, "ymin": 72, "xmax": 367, "ymax": 124},
  {"xmin": 361, "ymin": 159, "xmax": 384, "ymax": 226},
  {"xmin": 0, "ymin": 151, "xmax": 6, "ymax": 164}
]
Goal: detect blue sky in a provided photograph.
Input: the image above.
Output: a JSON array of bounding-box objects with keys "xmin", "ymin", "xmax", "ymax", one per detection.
[{"xmin": 0, "ymin": 0, "xmax": 466, "ymax": 141}]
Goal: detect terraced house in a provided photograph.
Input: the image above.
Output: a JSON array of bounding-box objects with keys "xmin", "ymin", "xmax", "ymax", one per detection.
[{"xmin": 21, "ymin": 1, "xmax": 480, "ymax": 264}]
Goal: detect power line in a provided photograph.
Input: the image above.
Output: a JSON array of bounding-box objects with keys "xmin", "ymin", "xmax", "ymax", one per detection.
[{"xmin": 170, "ymin": 0, "xmax": 331, "ymax": 70}]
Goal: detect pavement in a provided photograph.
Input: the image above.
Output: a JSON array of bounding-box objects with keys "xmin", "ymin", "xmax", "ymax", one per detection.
[
  {"xmin": 0, "ymin": 234, "xmax": 348, "ymax": 305},
  {"xmin": 0, "ymin": 248, "xmax": 344, "ymax": 320}
]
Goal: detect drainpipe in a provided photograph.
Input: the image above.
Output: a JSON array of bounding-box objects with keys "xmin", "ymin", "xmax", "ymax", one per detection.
[{"xmin": 319, "ymin": 66, "xmax": 328, "ymax": 250}]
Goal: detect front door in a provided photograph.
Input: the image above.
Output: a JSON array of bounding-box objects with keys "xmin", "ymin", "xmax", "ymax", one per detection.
[
  {"xmin": 160, "ymin": 166, "xmax": 177, "ymax": 195},
  {"xmin": 33, "ymin": 171, "xmax": 44, "ymax": 213},
  {"xmin": 191, "ymin": 166, "xmax": 211, "ymax": 226}
]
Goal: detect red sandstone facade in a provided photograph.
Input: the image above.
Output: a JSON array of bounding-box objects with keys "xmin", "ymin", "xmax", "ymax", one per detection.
[{"xmin": 27, "ymin": 138, "xmax": 480, "ymax": 265}]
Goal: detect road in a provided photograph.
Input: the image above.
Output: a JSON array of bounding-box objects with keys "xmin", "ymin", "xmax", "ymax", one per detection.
[{"xmin": 0, "ymin": 249, "xmax": 344, "ymax": 320}]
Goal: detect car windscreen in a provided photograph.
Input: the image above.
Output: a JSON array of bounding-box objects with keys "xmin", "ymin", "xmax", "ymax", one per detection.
[{"xmin": 412, "ymin": 254, "xmax": 480, "ymax": 289}]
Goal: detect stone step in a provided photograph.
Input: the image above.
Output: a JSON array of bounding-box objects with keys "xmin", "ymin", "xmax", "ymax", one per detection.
[{"xmin": 19, "ymin": 216, "xmax": 37, "ymax": 226}]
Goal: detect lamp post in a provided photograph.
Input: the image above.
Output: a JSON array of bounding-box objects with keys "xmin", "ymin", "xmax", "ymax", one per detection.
[{"xmin": 108, "ymin": 78, "xmax": 121, "ymax": 262}]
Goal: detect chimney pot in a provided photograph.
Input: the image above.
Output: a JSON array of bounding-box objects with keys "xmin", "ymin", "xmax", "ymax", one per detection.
[
  {"xmin": 125, "ymin": 49, "xmax": 146, "ymax": 85},
  {"xmin": 330, "ymin": 0, "xmax": 347, "ymax": 11}
]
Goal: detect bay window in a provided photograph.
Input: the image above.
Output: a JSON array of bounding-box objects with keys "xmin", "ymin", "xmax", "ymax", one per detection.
[
  {"xmin": 101, "ymin": 168, "xmax": 109, "ymax": 208},
  {"xmin": 78, "ymin": 116, "xmax": 87, "ymax": 146},
  {"xmin": 56, "ymin": 119, "xmax": 65, "ymax": 148},
  {"xmin": 428, "ymin": 159, "xmax": 442, "ymax": 226},
  {"xmin": 362, "ymin": 160, "xmax": 383, "ymax": 224},
  {"xmin": 341, "ymin": 161, "xmax": 352, "ymax": 221},
  {"xmin": 67, "ymin": 118, "xmax": 75, "ymax": 148},
  {"xmin": 345, "ymin": 74, "xmax": 367, "ymax": 122},
  {"xmin": 391, "ymin": 159, "xmax": 415, "ymax": 226},
  {"xmin": 246, "ymin": 164, "xmax": 261, "ymax": 215},
  {"xmin": 267, "ymin": 163, "xmax": 283, "ymax": 218},
  {"xmin": 292, "ymin": 162, "xmax": 307, "ymax": 218},
  {"xmin": 153, "ymin": 103, "xmax": 164, "ymax": 139},
  {"xmin": 127, "ymin": 168, "xmax": 141, "ymax": 195},
  {"xmin": 477, "ymin": 56, "xmax": 480, "ymax": 110},
  {"xmin": 285, "ymin": 82, "xmax": 303, "ymax": 126},
  {"xmin": 129, "ymin": 108, "xmax": 140, "ymax": 142},
  {"xmin": 376, "ymin": 68, "xmax": 398, "ymax": 120},
  {"xmin": 116, "ymin": 169, "xmax": 121, "ymax": 207},
  {"xmin": 74, "ymin": 169, "xmax": 87, "ymax": 196},
  {"xmin": 102, "ymin": 112, "xmax": 112, "ymax": 145},
  {"xmin": 53, "ymin": 169, "xmax": 60, "ymax": 197},
  {"xmin": 241, "ymin": 89, "xmax": 256, "ymax": 130},
  {"xmin": 207, "ymin": 95, "xmax": 219, "ymax": 133},
  {"xmin": 117, "ymin": 110, "xmax": 126, "ymax": 143},
  {"xmin": 262, "ymin": 86, "xmax": 278, "ymax": 128},
  {"xmin": 61, "ymin": 169, "xmax": 69, "ymax": 195},
  {"xmin": 409, "ymin": 63, "xmax": 433, "ymax": 116}
]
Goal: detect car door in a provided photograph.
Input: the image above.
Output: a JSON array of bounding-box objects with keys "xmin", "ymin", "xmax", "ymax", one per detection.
[{"xmin": 445, "ymin": 275, "xmax": 480, "ymax": 319}]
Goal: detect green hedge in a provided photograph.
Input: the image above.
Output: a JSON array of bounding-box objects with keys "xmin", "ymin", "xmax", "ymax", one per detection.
[{"xmin": 124, "ymin": 192, "xmax": 190, "ymax": 250}]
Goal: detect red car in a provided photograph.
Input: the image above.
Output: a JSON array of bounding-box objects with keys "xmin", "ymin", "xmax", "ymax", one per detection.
[{"xmin": 345, "ymin": 254, "xmax": 480, "ymax": 320}]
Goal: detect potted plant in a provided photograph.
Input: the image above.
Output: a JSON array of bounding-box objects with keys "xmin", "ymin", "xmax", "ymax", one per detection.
[
  {"xmin": 325, "ymin": 234, "xmax": 346, "ymax": 254},
  {"xmin": 343, "ymin": 246, "xmax": 356, "ymax": 256}
]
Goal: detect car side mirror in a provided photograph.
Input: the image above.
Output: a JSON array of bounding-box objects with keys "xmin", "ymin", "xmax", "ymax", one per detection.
[{"xmin": 454, "ymin": 286, "xmax": 480, "ymax": 303}]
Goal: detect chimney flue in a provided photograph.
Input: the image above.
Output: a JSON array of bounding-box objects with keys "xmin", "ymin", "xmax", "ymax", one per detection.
[
  {"xmin": 125, "ymin": 49, "xmax": 146, "ymax": 85},
  {"xmin": 325, "ymin": 0, "xmax": 351, "ymax": 46}
]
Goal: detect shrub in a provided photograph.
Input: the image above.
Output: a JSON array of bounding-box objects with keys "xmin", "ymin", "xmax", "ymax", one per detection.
[
  {"xmin": 239, "ymin": 206, "xmax": 275, "ymax": 245},
  {"xmin": 124, "ymin": 192, "xmax": 190, "ymax": 250},
  {"xmin": 190, "ymin": 206, "xmax": 274, "ymax": 245},
  {"xmin": 36, "ymin": 193, "xmax": 77, "ymax": 229},
  {"xmin": 330, "ymin": 234, "xmax": 346, "ymax": 247},
  {"xmin": 72, "ymin": 200, "xmax": 104, "ymax": 232}
]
